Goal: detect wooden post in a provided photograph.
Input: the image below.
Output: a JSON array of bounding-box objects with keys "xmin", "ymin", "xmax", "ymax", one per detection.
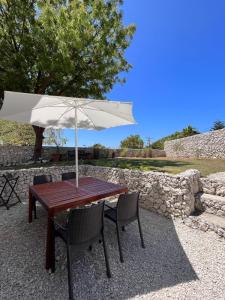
[{"xmin": 28, "ymin": 188, "xmax": 33, "ymax": 223}]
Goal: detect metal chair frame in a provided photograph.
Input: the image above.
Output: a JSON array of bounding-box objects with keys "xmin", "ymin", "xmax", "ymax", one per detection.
[
  {"xmin": 61, "ymin": 172, "xmax": 76, "ymax": 181},
  {"xmin": 0, "ymin": 174, "xmax": 21, "ymax": 210},
  {"xmin": 53, "ymin": 201, "xmax": 111, "ymax": 300},
  {"xmin": 32, "ymin": 175, "xmax": 52, "ymax": 219},
  {"xmin": 105, "ymin": 192, "xmax": 145, "ymax": 263}
]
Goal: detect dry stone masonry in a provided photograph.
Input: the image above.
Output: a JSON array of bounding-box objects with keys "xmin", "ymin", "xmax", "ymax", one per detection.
[
  {"xmin": 1, "ymin": 163, "xmax": 225, "ymax": 239},
  {"xmin": 0, "ymin": 165, "xmax": 200, "ymax": 219},
  {"xmin": 0, "ymin": 145, "xmax": 33, "ymax": 167},
  {"xmin": 183, "ymin": 172, "xmax": 225, "ymax": 238},
  {"xmin": 0, "ymin": 145, "xmax": 165, "ymax": 167},
  {"xmin": 164, "ymin": 128, "xmax": 225, "ymax": 159}
]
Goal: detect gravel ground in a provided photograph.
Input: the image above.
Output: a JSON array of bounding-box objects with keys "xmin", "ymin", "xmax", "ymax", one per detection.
[{"xmin": 0, "ymin": 203, "xmax": 225, "ymax": 300}]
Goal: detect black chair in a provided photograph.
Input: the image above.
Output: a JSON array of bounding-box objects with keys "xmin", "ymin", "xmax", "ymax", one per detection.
[
  {"xmin": 32, "ymin": 175, "xmax": 52, "ymax": 218},
  {"xmin": 62, "ymin": 172, "xmax": 76, "ymax": 181},
  {"xmin": 67, "ymin": 150, "xmax": 75, "ymax": 161},
  {"xmin": 53, "ymin": 201, "xmax": 111, "ymax": 300},
  {"xmin": 0, "ymin": 174, "xmax": 21, "ymax": 210},
  {"xmin": 105, "ymin": 192, "xmax": 145, "ymax": 263}
]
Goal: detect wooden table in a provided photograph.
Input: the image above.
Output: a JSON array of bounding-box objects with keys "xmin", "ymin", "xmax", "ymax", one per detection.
[{"xmin": 28, "ymin": 176, "xmax": 128, "ymax": 271}]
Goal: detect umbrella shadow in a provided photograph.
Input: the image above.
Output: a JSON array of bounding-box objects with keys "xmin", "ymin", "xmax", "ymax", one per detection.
[{"xmin": 67, "ymin": 209, "xmax": 199, "ymax": 299}]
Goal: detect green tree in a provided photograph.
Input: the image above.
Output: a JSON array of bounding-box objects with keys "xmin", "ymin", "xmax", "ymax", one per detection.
[
  {"xmin": 43, "ymin": 128, "xmax": 67, "ymax": 152},
  {"xmin": 0, "ymin": 120, "xmax": 35, "ymax": 145},
  {"xmin": 182, "ymin": 125, "xmax": 199, "ymax": 137},
  {"xmin": 211, "ymin": 120, "xmax": 225, "ymax": 131},
  {"xmin": 0, "ymin": 0, "xmax": 135, "ymax": 158},
  {"xmin": 120, "ymin": 134, "xmax": 144, "ymax": 149},
  {"xmin": 152, "ymin": 125, "xmax": 199, "ymax": 149},
  {"xmin": 92, "ymin": 143, "xmax": 106, "ymax": 149}
]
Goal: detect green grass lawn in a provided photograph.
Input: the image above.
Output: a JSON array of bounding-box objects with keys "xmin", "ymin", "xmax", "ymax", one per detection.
[
  {"xmin": 3, "ymin": 157, "xmax": 225, "ymax": 176},
  {"xmin": 82, "ymin": 157, "xmax": 225, "ymax": 176}
]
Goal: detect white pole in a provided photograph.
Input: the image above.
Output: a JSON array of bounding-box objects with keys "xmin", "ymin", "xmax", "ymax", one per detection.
[{"xmin": 74, "ymin": 107, "xmax": 79, "ymax": 188}]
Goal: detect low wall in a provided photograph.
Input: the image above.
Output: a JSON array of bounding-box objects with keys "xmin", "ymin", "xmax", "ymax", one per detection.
[
  {"xmin": 200, "ymin": 177, "xmax": 225, "ymax": 197},
  {"xmin": 115, "ymin": 148, "xmax": 166, "ymax": 158},
  {"xmin": 0, "ymin": 165, "xmax": 201, "ymax": 219},
  {"xmin": 164, "ymin": 128, "xmax": 225, "ymax": 159},
  {"xmin": 0, "ymin": 145, "xmax": 33, "ymax": 167},
  {"xmin": 0, "ymin": 165, "xmax": 78, "ymax": 201},
  {"xmin": 0, "ymin": 145, "xmax": 166, "ymax": 167}
]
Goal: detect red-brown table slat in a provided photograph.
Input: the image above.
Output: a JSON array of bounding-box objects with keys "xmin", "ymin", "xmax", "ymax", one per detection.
[{"xmin": 28, "ymin": 177, "xmax": 128, "ymax": 271}]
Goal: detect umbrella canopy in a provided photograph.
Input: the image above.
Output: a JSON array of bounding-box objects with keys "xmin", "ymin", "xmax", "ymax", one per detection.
[{"xmin": 0, "ymin": 91, "xmax": 136, "ymax": 187}]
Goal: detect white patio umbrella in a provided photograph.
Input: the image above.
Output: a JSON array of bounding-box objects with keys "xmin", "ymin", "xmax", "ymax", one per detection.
[{"xmin": 0, "ymin": 91, "xmax": 136, "ymax": 188}]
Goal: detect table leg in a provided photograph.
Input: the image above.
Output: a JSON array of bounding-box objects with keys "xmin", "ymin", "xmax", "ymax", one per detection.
[
  {"xmin": 28, "ymin": 189, "xmax": 33, "ymax": 223},
  {"xmin": 46, "ymin": 212, "xmax": 55, "ymax": 272}
]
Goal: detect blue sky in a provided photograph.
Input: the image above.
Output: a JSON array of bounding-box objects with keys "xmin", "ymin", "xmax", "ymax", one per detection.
[{"xmin": 65, "ymin": 0, "xmax": 225, "ymax": 148}]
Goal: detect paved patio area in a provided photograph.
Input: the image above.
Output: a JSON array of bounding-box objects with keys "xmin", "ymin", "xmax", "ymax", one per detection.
[{"xmin": 0, "ymin": 203, "xmax": 224, "ymax": 300}]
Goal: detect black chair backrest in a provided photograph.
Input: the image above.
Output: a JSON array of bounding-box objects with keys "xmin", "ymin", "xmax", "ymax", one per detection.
[
  {"xmin": 62, "ymin": 172, "xmax": 76, "ymax": 181},
  {"xmin": 117, "ymin": 192, "xmax": 139, "ymax": 223},
  {"xmin": 33, "ymin": 175, "xmax": 52, "ymax": 185},
  {"xmin": 67, "ymin": 201, "xmax": 104, "ymax": 245}
]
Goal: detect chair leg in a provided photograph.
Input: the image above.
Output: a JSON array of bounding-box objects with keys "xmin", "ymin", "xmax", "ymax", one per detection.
[
  {"xmin": 52, "ymin": 229, "xmax": 56, "ymax": 273},
  {"xmin": 138, "ymin": 217, "xmax": 145, "ymax": 248},
  {"xmin": 102, "ymin": 232, "xmax": 111, "ymax": 278},
  {"xmin": 33, "ymin": 199, "xmax": 37, "ymax": 219},
  {"xmin": 66, "ymin": 245, "xmax": 74, "ymax": 300},
  {"xmin": 116, "ymin": 223, "xmax": 124, "ymax": 263}
]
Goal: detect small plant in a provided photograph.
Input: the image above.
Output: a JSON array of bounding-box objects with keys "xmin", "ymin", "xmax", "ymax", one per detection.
[{"xmin": 210, "ymin": 120, "xmax": 225, "ymax": 131}]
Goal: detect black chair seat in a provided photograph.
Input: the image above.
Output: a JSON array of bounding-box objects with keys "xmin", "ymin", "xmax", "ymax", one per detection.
[
  {"xmin": 104, "ymin": 207, "xmax": 117, "ymax": 222},
  {"xmin": 62, "ymin": 172, "xmax": 76, "ymax": 181},
  {"xmin": 53, "ymin": 201, "xmax": 111, "ymax": 300},
  {"xmin": 32, "ymin": 175, "xmax": 52, "ymax": 219},
  {"xmin": 104, "ymin": 192, "xmax": 145, "ymax": 263}
]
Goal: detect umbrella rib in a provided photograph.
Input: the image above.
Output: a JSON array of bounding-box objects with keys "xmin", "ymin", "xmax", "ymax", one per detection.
[
  {"xmin": 78, "ymin": 107, "xmax": 97, "ymax": 130},
  {"xmin": 82, "ymin": 106, "xmax": 134, "ymax": 123},
  {"xmin": 59, "ymin": 98, "xmax": 96, "ymax": 109},
  {"xmin": 32, "ymin": 105, "xmax": 70, "ymax": 110},
  {"xmin": 44, "ymin": 107, "xmax": 74, "ymax": 127},
  {"xmin": 57, "ymin": 106, "xmax": 74, "ymax": 122}
]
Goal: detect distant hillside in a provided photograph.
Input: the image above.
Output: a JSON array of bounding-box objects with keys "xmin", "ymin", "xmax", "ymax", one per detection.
[{"xmin": 152, "ymin": 126, "xmax": 199, "ymax": 149}]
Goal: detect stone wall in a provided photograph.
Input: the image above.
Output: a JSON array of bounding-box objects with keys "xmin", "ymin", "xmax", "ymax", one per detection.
[
  {"xmin": 115, "ymin": 148, "xmax": 166, "ymax": 158},
  {"xmin": 0, "ymin": 165, "xmax": 78, "ymax": 201},
  {"xmin": 0, "ymin": 165, "xmax": 201, "ymax": 219},
  {"xmin": 164, "ymin": 128, "xmax": 225, "ymax": 159},
  {"xmin": 0, "ymin": 145, "xmax": 33, "ymax": 167},
  {"xmin": 200, "ymin": 177, "xmax": 225, "ymax": 197},
  {"xmin": 0, "ymin": 145, "xmax": 166, "ymax": 167}
]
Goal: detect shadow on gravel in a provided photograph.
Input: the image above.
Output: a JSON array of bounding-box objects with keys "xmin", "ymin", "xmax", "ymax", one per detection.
[{"xmin": 0, "ymin": 204, "xmax": 198, "ymax": 300}]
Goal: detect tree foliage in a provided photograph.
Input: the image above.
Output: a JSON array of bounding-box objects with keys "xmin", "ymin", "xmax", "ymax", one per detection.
[
  {"xmin": 0, "ymin": 0, "xmax": 135, "ymax": 155},
  {"xmin": 92, "ymin": 143, "xmax": 106, "ymax": 149},
  {"xmin": 211, "ymin": 120, "xmax": 225, "ymax": 131},
  {"xmin": 0, "ymin": 0, "xmax": 135, "ymax": 98},
  {"xmin": 0, "ymin": 120, "xmax": 35, "ymax": 145},
  {"xmin": 120, "ymin": 134, "xmax": 144, "ymax": 149},
  {"xmin": 152, "ymin": 126, "xmax": 199, "ymax": 150}
]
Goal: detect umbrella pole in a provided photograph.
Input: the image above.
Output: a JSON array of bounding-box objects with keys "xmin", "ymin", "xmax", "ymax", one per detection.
[{"xmin": 75, "ymin": 107, "xmax": 79, "ymax": 188}]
